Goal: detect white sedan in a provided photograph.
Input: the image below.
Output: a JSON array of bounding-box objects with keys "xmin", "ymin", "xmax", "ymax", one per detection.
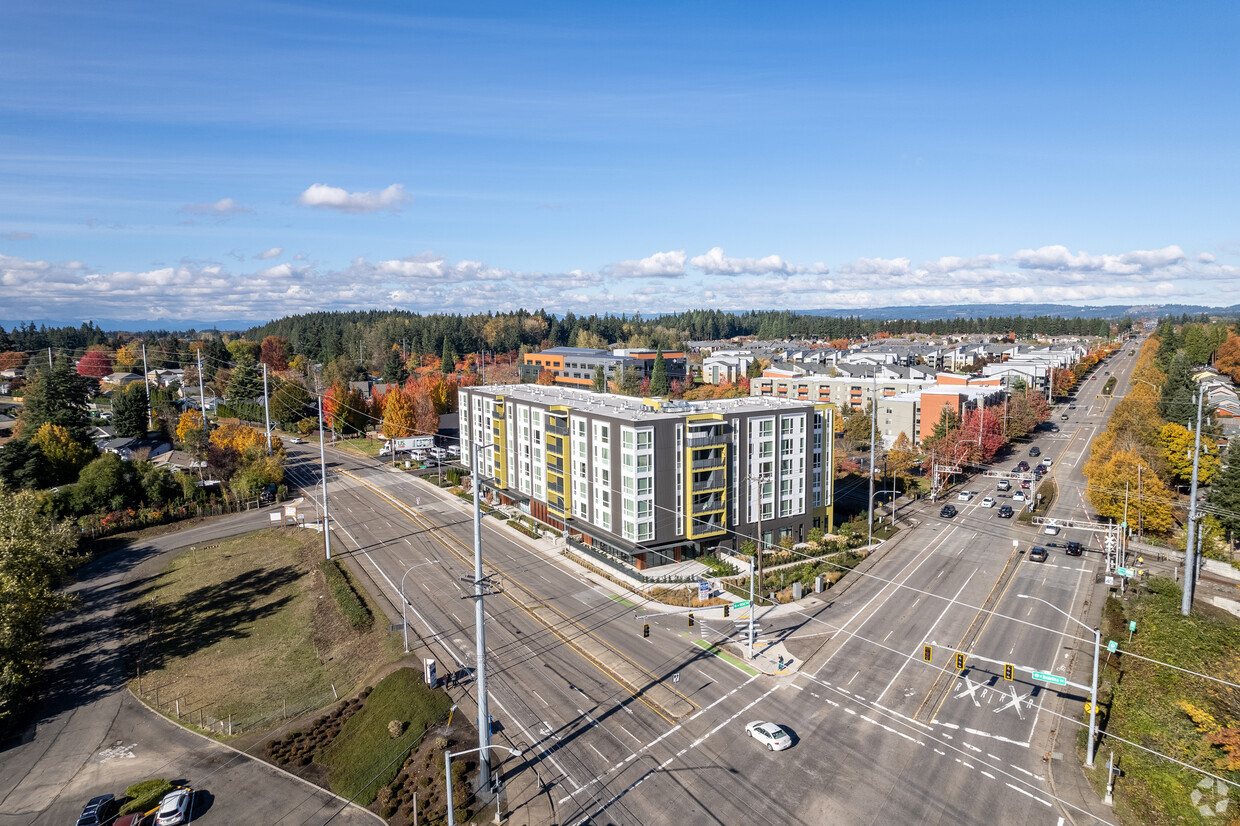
[
  {"xmin": 745, "ymin": 721, "xmax": 792, "ymax": 751},
  {"xmin": 957, "ymin": 490, "xmax": 974, "ymax": 501},
  {"xmin": 1013, "ymin": 491, "xmax": 1026, "ymax": 502},
  {"xmin": 154, "ymin": 789, "xmax": 192, "ymax": 826},
  {"xmin": 980, "ymin": 496, "xmax": 996, "ymax": 508}
]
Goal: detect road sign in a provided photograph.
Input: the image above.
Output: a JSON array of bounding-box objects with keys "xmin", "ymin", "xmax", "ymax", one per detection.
[
  {"xmin": 1032, "ymin": 671, "xmax": 1068, "ymax": 686},
  {"xmin": 672, "ymin": 672, "xmax": 680, "ymax": 683},
  {"xmin": 1117, "ymin": 566, "xmax": 1134, "ymax": 577},
  {"xmin": 698, "ymin": 581, "xmax": 710, "ymax": 600},
  {"xmin": 1107, "ymin": 640, "xmax": 1118, "ymax": 654},
  {"xmin": 732, "ymin": 600, "xmax": 751, "ymax": 609},
  {"xmin": 1128, "ymin": 620, "xmax": 1136, "ymax": 632}
]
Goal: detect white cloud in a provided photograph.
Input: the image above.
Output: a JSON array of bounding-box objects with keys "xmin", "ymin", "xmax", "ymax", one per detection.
[
  {"xmin": 843, "ymin": 257, "xmax": 912, "ymax": 277},
  {"xmin": 688, "ymin": 246, "xmax": 828, "ymax": 276},
  {"xmin": 181, "ymin": 197, "xmax": 252, "ymax": 216},
  {"xmin": 1014, "ymin": 244, "xmax": 1184, "ymax": 275},
  {"xmin": 919, "ymin": 254, "xmax": 1003, "ymax": 274},
  {"xmin": 256, "ymin": 246, "xmax": 283, "ymax": 260},
  {"xmin": 297, "ymin": 183, "xmax": 410, "ymax": 213},
  {"xmin": 1198, "ymin": 252, "xmax": 1216, "ymax": 264},
  {"xmin": 602, "ymin": 249, "xmax": 687, "ymax": 279}
]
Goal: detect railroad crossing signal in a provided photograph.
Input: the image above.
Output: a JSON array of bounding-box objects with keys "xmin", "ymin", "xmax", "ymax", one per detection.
[
  {"xmin": 642, "ymin": 623, "xmax": 650, "ymax": 638},
  {"xmin": 922, "ymin": 645, "xmax": 932, "ymax": 663},
  {"xmin": 688, "ymin": 612, "xmax": 695, "ymax": 629},
  {"xmin": 1004, "ymin": 663, "xmax": 1014, "ymax": 681},
  {"xmin": 723, "ymin": 604, "xmax": 730, "ymax": 619},
  {"xmin": 955, "ymin": 652, "xmax": 965, "ymax": 670}
]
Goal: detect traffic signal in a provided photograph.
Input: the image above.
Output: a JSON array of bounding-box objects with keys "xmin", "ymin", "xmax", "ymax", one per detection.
[
  {"xmin": 1004, "ymin": 663, "xmax": 1014, "ymax": 681},
  {"xmin": 723, "ymin": 604, "xmax": 730, "ymax": 618},
  {"xmin": 955, "ymin": 652, "xmax": 966, "ymax": 671},
  {"xmin": 688, "ymin": 613, "xmax": 695, "ymax": 629},
  {"xmin": 922, "ymin": 645, "xmax": 932, "ymax": 663},
  {"xmin": 642, "ymin": 623, "xmax": 650, "ymax": 638}
]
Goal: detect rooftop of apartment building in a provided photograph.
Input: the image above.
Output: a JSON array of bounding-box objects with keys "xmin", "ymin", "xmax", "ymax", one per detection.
[{"xmin": 467, "ymin": 383, "xmax": 816, "ymax": 421}]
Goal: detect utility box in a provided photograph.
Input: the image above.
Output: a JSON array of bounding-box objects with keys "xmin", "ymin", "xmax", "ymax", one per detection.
[
  {"xmin": 814, "ymin": 575, "xmax": 824, "ymax": 593},
  {"xmin": 423, "ymin": 658, "xmax": 437, "ymax": 688},
  {"xmin": 792, "ymin": 582, "xmax": 803, "ymax": 600}
]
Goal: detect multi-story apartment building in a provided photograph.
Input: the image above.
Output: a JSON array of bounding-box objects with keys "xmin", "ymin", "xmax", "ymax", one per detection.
[
  {"xmin": 458, "ymin": 385, "xmax": 833, "ymax": 571},
  {"xmin": 519, "ymin": 347, "xmax": 688, "ymax": 388}
]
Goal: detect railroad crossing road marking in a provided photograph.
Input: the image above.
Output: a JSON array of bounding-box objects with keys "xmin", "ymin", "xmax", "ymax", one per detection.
[
  {"xmin": 995, "ymin": 686, "xmax": 1029, "ymax": 720},
  {"xmin": 955, "ymin": 676, "xmax": 984, "ymax": 707}
]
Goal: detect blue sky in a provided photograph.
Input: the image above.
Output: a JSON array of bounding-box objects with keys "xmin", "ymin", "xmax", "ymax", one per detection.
[{"xmin": 2, "ymin": 1, "xmax": 1238, "ymax": 324}]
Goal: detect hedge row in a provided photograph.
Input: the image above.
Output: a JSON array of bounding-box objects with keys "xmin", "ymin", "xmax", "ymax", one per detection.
[{"xmin": 320, "ymin": 559, "xmax": 373, "ymax": 630}]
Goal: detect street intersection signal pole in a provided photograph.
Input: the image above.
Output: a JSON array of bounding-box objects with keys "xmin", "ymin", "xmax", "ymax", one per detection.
[
  {"xmin": 1182, "ymin": 388, "xmax": 1206, "ymax": 616},
  {"xmin": 318, "ymin": 394, "xmax": 332, "ymax": 560}
]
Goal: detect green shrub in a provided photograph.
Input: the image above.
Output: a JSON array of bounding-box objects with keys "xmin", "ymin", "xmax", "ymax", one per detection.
[
  {"xmin": 320, "ymin": 559, "xmax": 373, "ymax": 630},
  {"xmin": 119, "ymin": 778, "xmax": 173, "ymax": 815}
]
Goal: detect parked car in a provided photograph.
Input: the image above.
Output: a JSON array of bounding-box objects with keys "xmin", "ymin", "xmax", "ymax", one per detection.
[
  {"xmin": 980, "ymin": 496, "xmax": 996, "ymax": 508},
  {"xmin": 996, "ymin": 479, "xmax": 1011, "ymax": 491},
  {"xmin": 75, "ymin": 795, "xmax": 118, "ymax": 826},
  {"xmin": 940, "ymin": 504, "xmax": 958, "ymax": 518},
  {"xmin": 745, "ymin": 720, "xmax": 793, "ymax": 751},
  {"xmin": 1066, "ymin": 541, "xmax": 1083, "ymax": 556},
  {"xmin": 1029, "ymin": 446, "xmax": 1041, "ymax": 457},
  {"xmin": 998, "ymin": 505, "xmax": 1014, "ymax": 518},
  {"xmin": 1028, "ymin": 546, "xmax": 1048, "ymax": 562},
  {"xmin": 154, "ymin": 789, "xmax": 192, "ymax": 826}
]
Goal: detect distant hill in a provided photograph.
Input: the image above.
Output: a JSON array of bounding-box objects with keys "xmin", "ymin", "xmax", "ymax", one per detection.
[{"xmin": 797, "ymin": 303, "xmax": 1240, "ymax": 322}]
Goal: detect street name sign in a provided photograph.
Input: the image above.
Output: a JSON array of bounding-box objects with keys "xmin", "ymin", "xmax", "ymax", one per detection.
[
  {"xmin": 1116, "ymin": 566, "xmax": 1134, "ymax": 577},
  {"xmin": 1032, "ymin": 671, "xmax": 1068, "ymax": 686},
  {"xmin": 733, "ymin": 600, "xmax": 751, "ymax": 609}
]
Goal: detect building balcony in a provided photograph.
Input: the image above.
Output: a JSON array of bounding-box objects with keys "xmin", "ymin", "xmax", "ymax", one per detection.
[
  {"xmin": 546, "ymin": 423, "xmax": 568, "ymax": 436},
  {"xmin": 685, "ymin": 432, "xmax": 728, "ymax": 448},
  {"xmin": 692, "ymin": 456, "xmax": 726, "ymax": 470},
  {"xmin": 691, "ymin": 498, "xmax": 724, "ymax": 515},
  {"xmin": 691, "ymin": 471, "xmax": 725, "ymax": 490}
]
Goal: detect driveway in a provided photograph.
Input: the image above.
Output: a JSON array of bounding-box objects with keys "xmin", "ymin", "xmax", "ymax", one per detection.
[{"xmin": 0, "ymin": 511, "xmax": 381, "ymax": 826}]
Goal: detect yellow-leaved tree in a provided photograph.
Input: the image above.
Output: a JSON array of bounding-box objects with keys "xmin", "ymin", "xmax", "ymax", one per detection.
[
  {"xmin": 1087, "ymin": 448, "xmax": 1175, "ymax": 534},
  {"xmin": 31, "ymin": 423, "xmax": 92, "ymax": 484},
  {"xmin": 1159, "ymin": 422, "xmax": 1219, "ymax": 485},
  {"xmin": 382, "ymin": 387, "xmax": 417, "ymax": 439}
]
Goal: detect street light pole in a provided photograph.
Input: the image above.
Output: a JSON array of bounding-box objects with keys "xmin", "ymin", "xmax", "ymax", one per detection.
[
  {"xmin": 1018, "ymin": 594, "xmax": 1100, "ymax": 768},
  {"xmin": 401, "ymin": 560, "xmax": 441, "ymax": 653},
  {"xmin": 746, "ymin": 472, "xmax": 770, "ymax": 660},
  {"xmin": 1182, "ymin": 388, "xmax": 1206, "ymax": 616},
  {"xmin": 445, "ymin": 745, "xmax": 521, "ymax": 826},
  {"xmin": 318, "ymin": 394, "xmax": 332, "ymax": 561}
]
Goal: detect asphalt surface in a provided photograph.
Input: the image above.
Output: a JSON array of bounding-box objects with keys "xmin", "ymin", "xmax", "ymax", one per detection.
[
  {"xmin": 282, "ymin": 348, "xmax": 1134, "ymax": 826},
  {"xmin": 0, "ymin": 511, "xmax": 381, "ymax": 826}
]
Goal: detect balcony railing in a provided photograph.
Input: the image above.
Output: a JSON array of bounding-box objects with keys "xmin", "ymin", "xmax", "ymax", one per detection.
[
  {"xmin": 692, "ymin": 455, "xmax": 725, "ymax": 470},
  {"xmin": 692, "ymin": 471, "xmax": 725, "ymax": 490},
  {"xmin": 686, "ymin": 432, "xmax": 728, "ymax": 448},
  {"xmin": 691, "ymin": 498, "xmax": 724, "ymax": 515},
  {"xmin": 546, "ymin": 423, "xmax": 568, "ymax": 436}
]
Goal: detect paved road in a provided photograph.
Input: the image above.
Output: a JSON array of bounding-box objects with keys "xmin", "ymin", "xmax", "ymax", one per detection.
[
  {"xmin": 0, "ymin": 512, "xmax": 380, "ymax": 826},
  {"xmin": 287, "ymin": 345, "xmax": 1133, "ymax": 826}
]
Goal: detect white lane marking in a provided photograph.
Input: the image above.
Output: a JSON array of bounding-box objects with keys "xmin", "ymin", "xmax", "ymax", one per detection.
[{"xmin": 876, "ymin": 569, "xmax": 976, "ymax": 704}]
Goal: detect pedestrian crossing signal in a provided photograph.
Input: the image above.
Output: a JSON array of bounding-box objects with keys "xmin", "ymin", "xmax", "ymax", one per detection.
[
  {"xmin": 688, "ymin": 613, "xmax": 695, "ymax": 629},
  {"xmin": 955, "ymin": 652, "xmax": 965, "ymax": 671},
  {"xmin": 922, "ymin": 645, "xmax": 932, "ymax": 663},
  {"xmin": 1004, "ymin": 663, "xmax": 1014, "ymax": 681},
  {"xmin": 723, "ymin": 604, "xmax": 730, "ymax": 618},
  {"xmin": 642, "ymin": 623, "xmax": 650, "ymax": 638}
]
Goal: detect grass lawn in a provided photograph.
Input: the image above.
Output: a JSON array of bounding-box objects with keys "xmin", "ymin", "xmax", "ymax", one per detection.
[
  {"xmin": 335, "ymin": 436, "xmax": 385, "ymax": 457},
  {"xmin": 1092, "ymin": 577, "xmax": 1240, "ymax": 824},
  {"xmin": 126, "ymin": 528, "xmax": 399, "ymax": 735},
  {"xmin": 320, "ymin": 668, "xmax": 453, "ymax": 804}
]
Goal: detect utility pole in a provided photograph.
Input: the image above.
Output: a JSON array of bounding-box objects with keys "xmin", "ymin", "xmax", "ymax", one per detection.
[
  {"xmin": 262, "ymin": 363, "xmax": 273, "ymax": 455},
  {"xmin": 141, "ymin": 344, "xmax": 152, "ymax": 432},
  {"xmin": 867, "ymin": 372, "xmax": 877, "ymax": 549},
  {"xmin": 47, "ymin": 347, "xmax": 53, "ymax": 369},
  {"xmin": 1182, "ymin": 389, "xmax": 1205, "ymax": 616},
  {"xmin": 1138, "ymin": 464, "xmax": 1143, "ymax": 542},
  {"xmin": 472, "ymin": 439, "xmax": 495, "ymax": 792},
  {"xmin": 196, "ymin": 348, "xmax": 208, "ymax": 426},
  {"xmin": 319, "ymin": 395, "xmax": 332, "ymax": 560}
]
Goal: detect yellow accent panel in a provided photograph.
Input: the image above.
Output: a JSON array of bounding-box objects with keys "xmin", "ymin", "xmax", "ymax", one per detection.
[{"xmin": 685, "ymin": 413, "xmax": 724, "ymax": 422}]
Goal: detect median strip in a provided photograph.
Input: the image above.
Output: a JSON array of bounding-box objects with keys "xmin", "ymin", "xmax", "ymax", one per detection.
[{"xmin": 693, "ymin": 640, "xmax": 759, "ymax": 677}]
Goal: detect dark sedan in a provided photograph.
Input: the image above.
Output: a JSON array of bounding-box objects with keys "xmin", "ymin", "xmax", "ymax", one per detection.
[
  {"xmin": 997, "ymin": 505, "xmax": 1014, "ymax": 518},
  {"xmin": 940, "ymin": 504, "xmax": 958, "ymax": 518}
]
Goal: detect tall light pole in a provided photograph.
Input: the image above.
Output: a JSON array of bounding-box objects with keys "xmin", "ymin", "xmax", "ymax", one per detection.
[
  {"xmin": 400, "ymin": 559, "xmax": 441, "ymax": 653},
  {"xmin": 1018, "ymin": 594, "xmax": 1100, "ymax": 768},
  {"xmin": 867, "ymin": 372, "xmax": 877, "ymax": 549},
  {"xmin": 746, "ymin": 473, "xmax": 770, "ymax": 660},
  {"xmin": 445, "ymin": 745, "xmax": 521, "ymax": 826},
  {"xmin": 1182, "ymin": 388, "xmax": 1206, "ymax": 616},
  {"xmin": 472, "ymin": 438, "xmax": 500, "ymax": 791},
  {"xmin": 318, "ymin": 394, "xmax": 332, "ymax": 560},
  {"xmin": 262, "ymin": 362, "xmax": 273, "ymax": 455}
]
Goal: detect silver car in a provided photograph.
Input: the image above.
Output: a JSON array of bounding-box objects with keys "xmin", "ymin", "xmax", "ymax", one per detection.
[{"xmin": 745, "ymin": 720, "xmax": 792, "ymax": 751}]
